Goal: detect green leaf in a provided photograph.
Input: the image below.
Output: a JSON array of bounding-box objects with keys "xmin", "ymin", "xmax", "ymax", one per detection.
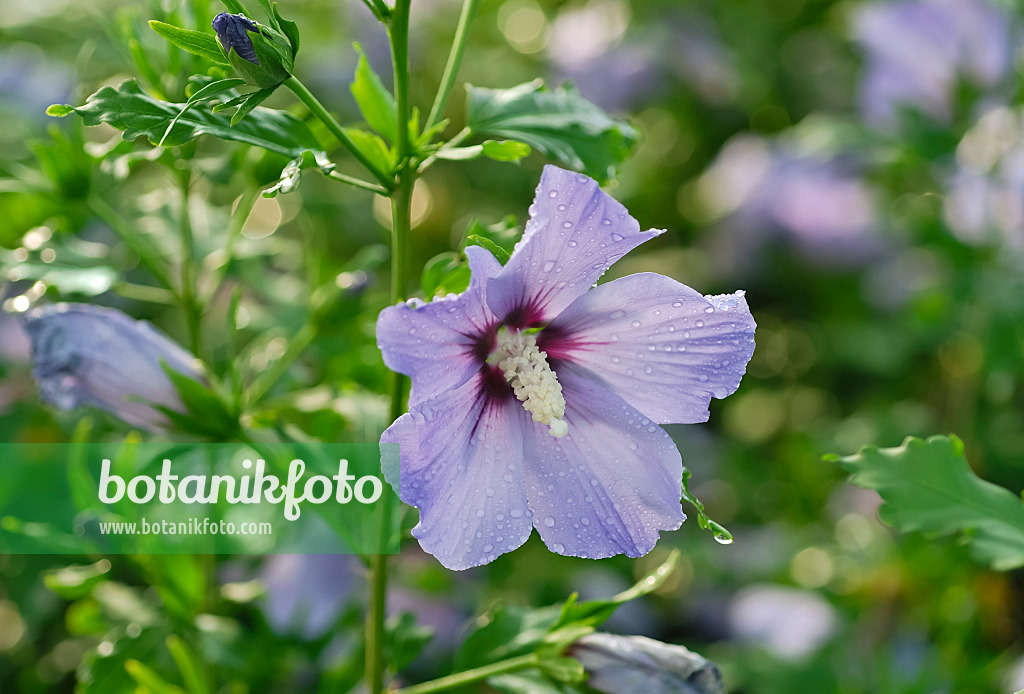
[
  {"xmin": 455, "ymin": 604, "xmax": 563, "ymax": 671},
  {"xmin": 385, "ymin": 612, "xmax": 434, "ymax": 671},
  {"xmin": 166, "ymin": 635, "xmax": 210, "ymax": 694},
  {"xmin": 272, "ymin": 3, "xmax": 300, "ymax": 58},
  {"xmin": 62, "ymin": 80, "xmax": 319, "ymax": 158},
  {"xmin": 466, "ymin": 80, "xmax": 639, "ymax": 184},
  {"xmin": 464, "ymin": 235, "xmax": 511, "ymax": 265},
  {"xmin": 219, "ymin": 0, "xmax": 250, "ymax": 15},
  {"xmin": 833, "ymin": 434, "xmax": 1024, "ymax": 571},
  {"xmin": 421, "ymin": 252, "xmax": 471, "ymax": 297},
  {"xmin": 46, "ymin": 104, "xmax": 74, "ymax": 117},
  {"xmin": 555, "ymin": 550, "xmax": 680, "ymax": 629},
  {"xmin": 482, "ymin": 139, "xmax": 531, "ymax": 162},
  {"xmin": 350, "ymin": 43, "xmax": 397, "ymax": 141},
  {"xmin": 341, "ymin": 127, "xmax": 395, "ymax": 176},
  {"xmin": 159, "ymin": 365, "xmax": 240, "ymax": 439},
  {"xmin": 537, "ymin": 656, "xmax": 585, "ymax": 684},
  {"xmin": 462, "ymin": 215, "xmax": 520, "ymax": 265},
  {"xmin": 43, "ymin": 560, "xmax": 111, "ymax": 599},
  {"xmin": 489, "ymin": 671, "xmax": 583, "ymax": 694},
  {"xmin": 434, "ymin": 144, "xmax": 484, "ymax": 161},
  {"xmin": 124, "ymin": 659, "xmax": 188, "ymax": 694},
  {"xmin": 230, "ymin": 87, "xmax": 275, "ymax": 125},
  {"xmin": 681, "ymin": 467, "xmax": 733, "ymax": 545},
  {"xmin": 159, "ymin": 78, "xmax": 246, "ymax": 146},
  {"xmin": 148, "ymin": 21, "xmax": 229, "ymax": 65}
]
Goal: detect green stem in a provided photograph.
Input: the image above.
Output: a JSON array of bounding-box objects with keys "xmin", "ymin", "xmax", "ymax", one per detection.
[
  {"xmin": 389, "ymin": 2, "xmax": 412, "ymax": 168},
  {"xmin": 417, "ymin": 126, "xmax": 471, "ymax": 174},
  {"xmin": 177, "ymin": 170, "xmax": 202, "ymax": 357},
  {"xmin": 283, "ymin": 76, "xmax": 394, "ymax": 190},
  {"xmin": 360, "ymin": 0, "xmax": 390, "ymax": 21},
  {"xmin": 366, "ymin": 4, "xmax": 413, "ymax": 693},
  {"xmin": 205, "ymin": 187, "xmax": 260, "ymax": 304},
  {"xmin": 243, "ymin": 322, "xmax": 316, "ymax": 405},
  {"xmin": 328, "ymin": 170, "xmax": 389, "ymax": 194},
  {"xmin": 395, "ymin": 654, "xmax": 540, "ymax": 694},
  {"xmin": 426, "ymin": 0, "xmax": 481, "ymax": 131},
  {"xmin": 88, "ymin": 196, "xmax": 176, "ymax": 293}
]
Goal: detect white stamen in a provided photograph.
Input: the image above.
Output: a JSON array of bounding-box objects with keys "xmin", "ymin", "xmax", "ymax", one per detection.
[{"xmin": 492, "ymin": 328, "xmax": 567, "ymax": 437}]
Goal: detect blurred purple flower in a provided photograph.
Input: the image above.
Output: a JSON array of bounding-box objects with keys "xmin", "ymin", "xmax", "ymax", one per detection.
[
  {"xmin": 259, "ymin": 554, "xmax": 357, "ymax": 638},
  {"xmin": 0, "ymin": 46, "xmax": 74, "ymax": 122},
  {"xmin": 699, "ymin": 135, "xmax": 883, "ymax": 268},
  {"xmin": 726, "ymin": 584, "xmax": 839, "ymax": 660},
  {"xmin": 546, "ymin": 7, "xmax": 738, "ymax": 111},
  {"xmin": 378, "ymin": 165, "xmax": 755, "ymax": 570},
  {"xmin": 19, "ymin": 303, "xmax": 200, "ymax": 430},
  {"xmin": 853, "ymin": 0, "xmax": 1012, "ymax": 126},
  {"xmin": 943, "ymin": 106, "xmax": 1024, "ymax": 248},
  {"xmin": 570, "ymin": 633, "xmax": 725, "ymax": 694}
]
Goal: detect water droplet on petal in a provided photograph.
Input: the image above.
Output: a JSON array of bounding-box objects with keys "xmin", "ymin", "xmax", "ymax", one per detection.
[
  {"xmin": 553, "ymin": 542, "xmax": 565, "ymax": 553},
  {"xmin": 544, "ymin": 517, "xmax": 556, "ymax": 527}
]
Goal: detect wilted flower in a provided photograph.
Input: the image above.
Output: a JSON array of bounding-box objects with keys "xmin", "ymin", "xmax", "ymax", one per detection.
[
  {"xmin": 378, "ymin": 165, "xmax": 756, "ymax": 570},
  {"xmin": 19, "ymin": 303, "xmax": 201, "ymax": 431},
  {"xmin": 570, "ymin": 633, "xmax": 725, "ymax": 694},
  {"xmin": 212, "ymin": 12, "xmax": 293, "ymax": 89}
]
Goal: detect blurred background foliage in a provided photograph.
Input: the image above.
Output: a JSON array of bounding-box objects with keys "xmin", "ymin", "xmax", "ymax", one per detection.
[{"xmin": 1, "ymin": 0, "xmax": 1023, "ymax": 692}]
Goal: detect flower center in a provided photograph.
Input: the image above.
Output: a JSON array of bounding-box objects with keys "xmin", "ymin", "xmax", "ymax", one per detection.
[{"xmin": 490, "ymin": 327, "xmax": 568, "ymax": 438}]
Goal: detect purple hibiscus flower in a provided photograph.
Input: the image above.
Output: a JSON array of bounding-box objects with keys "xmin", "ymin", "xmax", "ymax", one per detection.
[{"xmin": 378, "ymin": 166, "xmax": 756, "ymax": 570}]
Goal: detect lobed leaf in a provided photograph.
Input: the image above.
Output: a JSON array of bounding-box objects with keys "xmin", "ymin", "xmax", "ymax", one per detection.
[
  {"xmin": 54, "ymin": 80, "xmax": 319, "ymax": 158},
  {"xmin": 833, "ymin": 434, "xmax": 1024, "ymax": 571},
  {"xmin": 466, "ymin": 80, "xmax": 639, "ymax": 184}
]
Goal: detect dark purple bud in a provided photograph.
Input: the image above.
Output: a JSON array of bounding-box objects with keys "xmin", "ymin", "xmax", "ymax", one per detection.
[{"xmin": 212, "ymin": 12, "xmax": 260, "ymax": 65}]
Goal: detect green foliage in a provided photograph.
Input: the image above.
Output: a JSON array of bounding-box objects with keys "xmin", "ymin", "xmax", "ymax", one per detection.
[
  {"xmin": 158, "ymin": 365, "xmax": 241, "ymax": 439},
  {"xmin": 51, "ymin": 79, "xmax": 319, "ymax": 157},
  {"xmin": 351, "ymin": 43, "xmax": 398, "ymax": 142},
  {"xmin": 385, "ymin": 612, "xmax": 434, "ymax": 671},
  {"xmin": 466, "ymin": 80, "xmax": 639, "ymax": 184},
  {"xmin": 148, "ymin": 21, "xmax": 230, "ymax": 65},
  {"xmin": 435, "ymin": 139, "xmax": 532, "ymax": 163},
  {"xmin": 421, "ymin": 252, "xmax": 471, "ymax": 297},
  {"xmin": 453, "ymin": 551, "xmax": 680, "ymax": 689},
  {"xmin": 833, "ymin": 435, "xmax": 1024, "ymax": 570},
  {"xmin": 224, "ymin": 22, "xmax": 293, "ymax": 89}
]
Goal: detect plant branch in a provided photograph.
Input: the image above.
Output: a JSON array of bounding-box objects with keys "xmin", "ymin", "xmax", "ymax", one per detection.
[
  {"xmin": 426, "ymin": 0, "xmax": 480, "ymax": 131},
  {"xmin": 283, "ymin": 76, "xmax": 394, "ymax": 190},
  {"xmin": 328, "ymin": 170, "xmax": 389, "ymax": 194},
  {"xmin": 394, "ymin": 654, "xmax": 541, "ymax": 694}
]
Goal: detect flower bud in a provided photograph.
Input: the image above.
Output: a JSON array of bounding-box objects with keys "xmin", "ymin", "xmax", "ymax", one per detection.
[
  {"xmin": 19, "ymin": 303, "xmax": 202, "ymax": 431},
  {"xmin": 212, "ymin": 12, "xmax": 293, "ymax": 89},
  {"xmin": 570, "ymin": 633, "xmax": 726, "ymax": 694}
]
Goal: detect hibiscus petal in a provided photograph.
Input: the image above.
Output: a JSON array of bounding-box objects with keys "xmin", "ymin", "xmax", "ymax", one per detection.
[
  {"xmin": 377, "ymin": 246, "xmax": 501, "ymax": 406},
  {"xmin": 487, "ymin": 166, "xmax": 664, "ymax": 326},
  {"xmin": 522, "ymin": 373, "xmax": 684, "ymax": 559},
  {"xmin": 543, "ymin": 273, "xmax": 756, "ymax": 424},
  {"xmin": 380, "ymin": 373, "xmax": 534, "ymax": 570}
]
